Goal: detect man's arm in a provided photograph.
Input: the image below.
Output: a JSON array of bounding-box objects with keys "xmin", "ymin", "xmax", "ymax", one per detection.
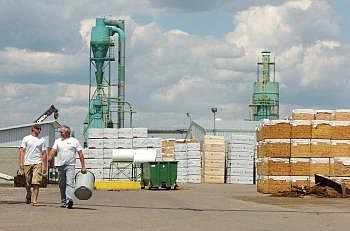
[
  {"xmin": 18, "ymin": 148, "xmax": 25, "ymax": 170},
  {"xmin": 42, "ymin": 150, "xmax": 48, "ymax": 174},
  {"xmin": 78, "ymin": 150, "xmax": 87, "ymax": 173},
  {"xmin": 47, "ymin": 148, "xmax": 56, "ymax": 162}
]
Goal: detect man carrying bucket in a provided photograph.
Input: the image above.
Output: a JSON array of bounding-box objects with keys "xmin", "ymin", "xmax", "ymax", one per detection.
[{"xmin": 48, "ymin": 125, "xmax": 86, "ymax": 209}]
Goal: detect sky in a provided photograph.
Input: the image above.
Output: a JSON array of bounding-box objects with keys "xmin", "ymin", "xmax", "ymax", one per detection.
[{"xmin": 1, "ymin": 0, "xmax": 350, "ymax": 139}]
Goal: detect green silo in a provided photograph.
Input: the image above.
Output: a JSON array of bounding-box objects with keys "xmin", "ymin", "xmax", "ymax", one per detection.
[{"xmin": 249, "ymin": 50, "xmax": 279, "ymax": 121}]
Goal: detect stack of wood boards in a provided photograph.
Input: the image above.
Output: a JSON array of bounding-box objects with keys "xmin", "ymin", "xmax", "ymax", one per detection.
[
  {"xmin": 172, "ymin": 140, "xmax": 201, "ymax": 184},
  {"xmin": 82, "ymin": 128, "xmax": 161, "ymax": 180},
  {"xmin": 202, "ymin": 135, "xmax": 225, "ymax": 183},
  {"xmin": 256, "ymin": 109, "xmax": 350, "ymax": 194},
  {"xmin": 161, "ymin": 139, "xmax": 176, "ymax": 160},
  {"xmin": 226, "ymin": 134, "xmax": 255, "ymax": 184}
]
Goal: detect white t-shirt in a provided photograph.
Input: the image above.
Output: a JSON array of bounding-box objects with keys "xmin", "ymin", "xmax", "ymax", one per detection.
[
  {"xmin": 20, "ymin": 135, "xmax": 46, "ymax": 165},
  {"xmin": 52, "ymin": 137, "xmax": 83, "ymax": 166}
]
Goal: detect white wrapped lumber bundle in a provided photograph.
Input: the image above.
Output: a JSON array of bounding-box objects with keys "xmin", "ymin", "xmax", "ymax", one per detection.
[
  {"xmin": 132, "ymin": 128, "xmax": 148, "ymax": 138},
  {"xmin": 230, "ymin": 134, "xmax": 255, "ymax": 144},
  {"xmin": 118, "ymin": 128, "xmax": 133, "ymax": 138}
]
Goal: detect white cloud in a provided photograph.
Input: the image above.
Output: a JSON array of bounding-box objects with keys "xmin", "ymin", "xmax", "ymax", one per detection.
[
  {"xmin": 1, "ymin": 0, "xmax": 350, "ymax": 138},
  {"xmin": 79, "ymin": 19, "xmax": 95, "ymax": 49},
  {"xmin": 0, "ymin": 82, "xmax": 88, "ymax": 130},
  {"xmin": 0, "ymin": 47, "xmax": 85, "ymax": 76},
  {"xmin": 151, "ymin": 75, "xmax": 205, "ymax": 103},
  {"xmin": 55, "ymin": 83, "xmax": 88, "ymax": 104},
  {"xmin": 300, "ymin": 40, "xmax": 345, "ymax": 87},
  {"xmin": 226, "ymin": 0, "xmax": 338, "ymax": 54}
]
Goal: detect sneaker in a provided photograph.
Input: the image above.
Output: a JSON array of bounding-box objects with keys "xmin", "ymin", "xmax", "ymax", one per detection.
[
  {"xmin": 66, "ymin": 200, "xmax": 73, "ymax": 209},
  {"xmin": 60, "ymin": 202, "xmax": 66, "ymax": 208}
]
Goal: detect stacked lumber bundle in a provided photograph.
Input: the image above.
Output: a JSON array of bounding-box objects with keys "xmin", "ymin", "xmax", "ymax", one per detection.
[
  {"xmin": 226, "ymin": 134, "xmax": 255, "ymax": 184},
  {"xmin": 202, "ymin": 135, "xmax": 225, "ymax": 183},
  {"xmin": 161, "ymin": 139, "xmax": 176, "ymax": 160},
  {"xmin": 173, "ymin": 140, "xmax": 201, "ymax": 184},
  {"xmin": 257, "ymin": 109, "xmax": 350, "ymax": 194},
  {"xmin": 160, "ymin": 139, "xmax": 201, "ymax": 183},
  {"xmin": 83, "ymin": 128, "xmax": 162, "ymax": 180}
]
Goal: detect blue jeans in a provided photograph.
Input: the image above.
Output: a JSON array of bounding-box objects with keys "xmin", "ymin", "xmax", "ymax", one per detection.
[{"xmin": 57, "ymin": 165, "xmax": 75, "ymax": 203}]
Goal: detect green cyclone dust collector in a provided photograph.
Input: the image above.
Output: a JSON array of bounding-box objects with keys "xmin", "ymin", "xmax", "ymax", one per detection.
[
  {"xmin": 249, "ymin": 50, "xmax": 279, "ymax": 121},
  {"xmin": 83, "ymin": 18, "xmax": 134, "ymax": 143}
]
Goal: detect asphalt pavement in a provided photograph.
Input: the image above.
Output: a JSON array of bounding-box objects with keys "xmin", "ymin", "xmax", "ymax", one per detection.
[{"xmin": 1, "ymin": 183, "xmax": 350, "ymax": 231}]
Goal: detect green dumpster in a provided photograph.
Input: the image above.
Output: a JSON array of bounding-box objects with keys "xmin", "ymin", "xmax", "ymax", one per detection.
[{"xmin": 141, "ymin": 161, "xmax": 178, "ymax": 189}]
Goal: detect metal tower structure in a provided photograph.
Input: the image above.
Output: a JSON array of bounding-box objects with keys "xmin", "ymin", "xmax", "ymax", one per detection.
[
  {"xmin": 249, "ymin": 50, "xmax": 279, "ymax": 121},
  {"xmin": 83, "ymin": 18, "xmax": 134, "ymax": 143}
]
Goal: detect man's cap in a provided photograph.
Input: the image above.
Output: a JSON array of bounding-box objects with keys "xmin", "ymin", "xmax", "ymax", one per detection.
[{"xmin": 32, "ymin": 124, "xmax": 41, "ymax": 129}]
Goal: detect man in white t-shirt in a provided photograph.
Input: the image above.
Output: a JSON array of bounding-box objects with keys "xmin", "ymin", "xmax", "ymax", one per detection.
[
  {"xmin": 19, "ymin": 124, "xmax": 47, "ymax": 206},
  {"xmin": 48, "ymin": 125, "xmax": 86, "ymax": 209}
]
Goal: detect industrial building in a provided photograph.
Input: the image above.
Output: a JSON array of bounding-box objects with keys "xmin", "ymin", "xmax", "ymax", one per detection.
[{"xmin": 0, "ymin": 120, "xmax": 60, "ymax": 182}]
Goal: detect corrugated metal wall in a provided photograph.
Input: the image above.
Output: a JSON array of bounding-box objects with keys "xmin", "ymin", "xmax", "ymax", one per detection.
[{"xmin": 0, "ymin": 121, "xmax": 60, "ymax": 148}]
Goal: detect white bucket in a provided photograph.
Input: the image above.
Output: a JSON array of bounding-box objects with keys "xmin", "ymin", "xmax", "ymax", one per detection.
[{"xmin": 74, "ymin": 171, "xmax": 95, "ymax": 200}]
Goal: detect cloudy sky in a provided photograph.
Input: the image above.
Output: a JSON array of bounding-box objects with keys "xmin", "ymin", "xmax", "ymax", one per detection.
[{"xmin": 1, "ymin": 0, "xmax": 350, "ymax": 138}]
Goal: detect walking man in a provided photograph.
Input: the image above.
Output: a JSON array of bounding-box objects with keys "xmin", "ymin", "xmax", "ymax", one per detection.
[
  {"xmin": 48, "ymin": 125, "xmax": 86, "ymax": 209},
  {"xmin": 19, "ymin": 124, "xmax": 47, "ymax": 206}
]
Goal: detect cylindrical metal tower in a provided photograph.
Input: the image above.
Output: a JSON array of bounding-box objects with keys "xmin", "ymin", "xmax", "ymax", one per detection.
[
  {"xmin": 249, "ymin": 50, "xmax": 279, "ymax": 121},
  {"xmin": 82, "ymin": 18, "xmax": 134, "ymax": 144}
]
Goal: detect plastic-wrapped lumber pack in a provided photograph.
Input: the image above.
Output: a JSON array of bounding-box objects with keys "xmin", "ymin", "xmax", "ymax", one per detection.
[
  {"xmin": 226, "ymin": 134, "xmax": 255, "ymax": 184},
  {"xmin": 256, "ymin": 108, "xmax": 350, "ymax": 194},
  {"xmin": 202, "ymin": 135, "xmax": 225, "ymax": 184},
  {"xmin": 173, "ymin": 140, "xmax": 201, "ymax": 184},
  {"xmin": 80, "ymin": 128, "xmax": 161, "ymax": 180}
]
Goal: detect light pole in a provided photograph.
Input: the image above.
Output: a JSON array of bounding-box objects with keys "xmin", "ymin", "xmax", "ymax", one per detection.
[
  {"xmin": 211, "ymin": 107, "xmax": 217, "ymax": 135},
  {"xmin": 186, "ymin": 112, "xmax": 191, "ymax": 126}
]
